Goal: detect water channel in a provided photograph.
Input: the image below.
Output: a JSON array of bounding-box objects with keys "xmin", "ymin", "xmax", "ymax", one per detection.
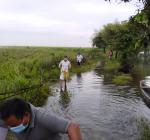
[{"xmin": 43, "ymin": 68, "xmax": 150, "ymax": 140}]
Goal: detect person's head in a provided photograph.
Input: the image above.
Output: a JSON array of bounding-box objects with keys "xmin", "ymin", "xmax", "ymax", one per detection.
[
  {"xmin": 77, "ymin": 52, "xmax": 80, "ymax": 55},
  {"xmin": 0, "ymin": 98, "xmax": 31, "ymax": 133},
  {"xmin": 64, "ymin": 56, "xmax": 68, "ymax": 61}
]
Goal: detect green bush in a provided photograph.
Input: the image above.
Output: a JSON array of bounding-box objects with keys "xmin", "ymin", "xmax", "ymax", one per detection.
[
  {"xmin": 103, "ymin": 60, "xmax": 120, "ymax": 73},
  {"xmin": 112, "ymin": 74, "xmax": 132, "ymax": 85}
]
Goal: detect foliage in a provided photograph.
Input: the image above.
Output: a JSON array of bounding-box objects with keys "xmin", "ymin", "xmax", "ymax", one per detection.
[
  {"xmin": 0, "ymin": 47, "xmax": 100, "ymax": 104},
  {"xmin": 92, "ymin": 32, "xmax": 106, "ymax": 53},
  {"xmin": 105, "ymin": 0, "xmax": 145, "ymax": 4},
  {"xmin": 130, "ymin": 11, "xmax": 150, "ymax": 53},
  {"xmin": 105, "ymin": 0, "xmax": 150, "ymax": 51},
  {"xmin": 103, "ymin": 59, "xmax": 120, "ymax": 73},
  {"xmin": 112, "ymin": 74, "xmax": 132, "ymax": 85},
  {"xmin": 93, "ymin": 22, "xmax": 140, "ymax": 60}
]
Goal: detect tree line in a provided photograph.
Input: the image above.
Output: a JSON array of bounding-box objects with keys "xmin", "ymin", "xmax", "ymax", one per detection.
[{"xmin": 92, "ymin": 0, "xmax": 150, "ymax": 73}]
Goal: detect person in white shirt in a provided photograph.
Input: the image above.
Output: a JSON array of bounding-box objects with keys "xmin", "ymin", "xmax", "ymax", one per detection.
[
  {"xmin": 59, "ymin": 56, "xmax": 71, "ymax": 91},
  {"xmin": 76, "ymin": 52, "xmax": 83, "ymax": 65}
]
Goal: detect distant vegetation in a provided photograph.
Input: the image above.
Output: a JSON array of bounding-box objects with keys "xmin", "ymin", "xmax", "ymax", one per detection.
[
  {"xmin": 93, "ymin": 0, "xmax": 150, "ymax": 73},
  {"xmin": 92, "ymin": 0, "xmax": 150, "ymax": 85}
]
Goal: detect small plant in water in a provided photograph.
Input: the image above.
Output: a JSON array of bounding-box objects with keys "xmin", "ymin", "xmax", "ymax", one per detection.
[{"xmin": 112, "ymin": 74, "xmax": 132, "ymax": 85}]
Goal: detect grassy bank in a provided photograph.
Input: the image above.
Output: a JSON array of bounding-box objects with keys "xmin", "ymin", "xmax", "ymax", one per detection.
[
  {"xmin": 0, "ymin": 47, "xmax": 101, "ymax": 105},
  {"xmin": 101, "ymin": 58, "xmax": 133, "ymax": 85}
]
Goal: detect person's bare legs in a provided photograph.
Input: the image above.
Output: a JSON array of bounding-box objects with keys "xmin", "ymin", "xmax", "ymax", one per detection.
[
  {"xmin": 64, "ymin": 79, "xmax": 67, "ymax": 91},
  {"xmin": 60, "ymin": 79, "xmax": 63, "ymax": 92}
]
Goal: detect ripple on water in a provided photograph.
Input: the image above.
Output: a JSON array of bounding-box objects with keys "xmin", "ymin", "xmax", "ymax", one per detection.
[{"xmin": 44, "ymin": 71, "xmax": 150, "ymax": 140}]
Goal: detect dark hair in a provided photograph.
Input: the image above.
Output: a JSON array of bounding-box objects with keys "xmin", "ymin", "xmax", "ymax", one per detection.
[{"xmin": 0, "ymin": 98, "xmax": 31, "ymax": 120}]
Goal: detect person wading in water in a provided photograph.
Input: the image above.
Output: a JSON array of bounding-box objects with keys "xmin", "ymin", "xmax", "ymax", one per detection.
[{"xmin": 59, "ymin": 56, "xmax": 71, "ymax": 92}]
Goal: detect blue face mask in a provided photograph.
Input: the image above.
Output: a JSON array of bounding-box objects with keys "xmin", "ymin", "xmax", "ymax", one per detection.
[{"xmin": 10, "ymin": 123, "xmax": 28, "ymax": 133}]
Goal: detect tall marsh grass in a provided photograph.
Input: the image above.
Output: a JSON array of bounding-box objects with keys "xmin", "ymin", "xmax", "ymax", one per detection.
[{"xmin": 0, "ymin": 47, "xmax": 101, "ymax": 104}]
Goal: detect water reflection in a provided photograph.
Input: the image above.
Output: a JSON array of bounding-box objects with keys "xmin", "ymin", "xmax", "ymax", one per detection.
[
  {"xmin": 44, "ymin": 70, "xmax": 150, "ymax": 140},
  {"xmin": 76, "ymin": 72, "xmax": 82, "ymax": 85},
  {"xmin": 59, "ymin": 91, "xmax": 71, "ymax": 109},
  {"xmin": 76, "ymin": 72, "xmax": 82, "ymax": 80}
]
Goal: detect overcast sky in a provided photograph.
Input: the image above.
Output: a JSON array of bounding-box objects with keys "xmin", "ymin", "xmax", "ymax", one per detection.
[{"xmin": 0, "ymin": 0, "xmax": 143, "ymax": 47}]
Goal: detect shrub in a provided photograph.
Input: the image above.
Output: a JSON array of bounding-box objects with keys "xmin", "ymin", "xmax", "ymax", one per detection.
[{"xmin": 112, "ymin": 74, "xmax": 132, "ymax": 85}]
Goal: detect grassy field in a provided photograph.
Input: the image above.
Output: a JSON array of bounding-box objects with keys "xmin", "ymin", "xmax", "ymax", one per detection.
[{"xmin": 0, "ymin": 47, "xmax": 103, "ymax": 105}]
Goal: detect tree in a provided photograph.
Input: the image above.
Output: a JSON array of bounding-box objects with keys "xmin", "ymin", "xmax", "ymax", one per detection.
[
  {"xmin": 93, "ymin": 0, "xmax": 150, "ymax": 73},
  {"xmin": 92, "ymin": 21, "xmax": 140, "ymax": 73},
  {"xmin": 94, "ymin": 22, "xmax": 140, "ymax": 58},
  {"xmin": 105, "ymin": 0, "xmax": 150, "ymax": 57},
  {"xmin": 105, "ymin": 0, "xmax": 145, "ymax": 3},
  {"xmin": 92, "ymin": 32, "xmax": 106, "ymax": 53}
]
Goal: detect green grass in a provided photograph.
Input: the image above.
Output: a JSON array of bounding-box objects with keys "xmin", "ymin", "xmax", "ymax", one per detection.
[
  {"xmin": 3, "ymin": 47, "xmax": 102, "ymax": 140},
  {"xmin": 101, "ymin": 58, "xmax": 134, "ymax": 85},
  {"xmin": 103, "ymin": 59, "xmax": 120, "ymax": 73},
  {"xmin": 112, "ymin": 74, "xmax": 132, "ymax": 85},
  {"xmin": 0, "ymin": 47, "xmax": 101, "ymax": 105}
]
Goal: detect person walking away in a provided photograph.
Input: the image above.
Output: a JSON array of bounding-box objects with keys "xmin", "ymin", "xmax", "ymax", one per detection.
[
  {"xmin": 0, "ymin": 98, "xmax": 82, "ymax": 140},
  {"xmin": 76, "ymin": 52, "xmax": 83, "ymax": 65},
  {"xmin": 108, "ymin": 50, "xmax": 113, "ymax": 59},
  {"xmin": 59, "ymin": 56, "xmax": 71, "ymax": 92}
]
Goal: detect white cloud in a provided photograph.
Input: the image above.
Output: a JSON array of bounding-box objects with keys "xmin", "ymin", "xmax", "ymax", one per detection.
[{"xmin": 0, "ymin": 0, "xmax": 144, "ymax": 47}]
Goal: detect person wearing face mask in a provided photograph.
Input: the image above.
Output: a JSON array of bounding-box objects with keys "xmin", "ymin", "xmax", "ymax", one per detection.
[
  {"xmin": 59, "ymin": 56, "xmax": 71, "ymax": 92},
  {"xmin": 0, "ymin": 98, "xmax": 82, "ymax": 140}
]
